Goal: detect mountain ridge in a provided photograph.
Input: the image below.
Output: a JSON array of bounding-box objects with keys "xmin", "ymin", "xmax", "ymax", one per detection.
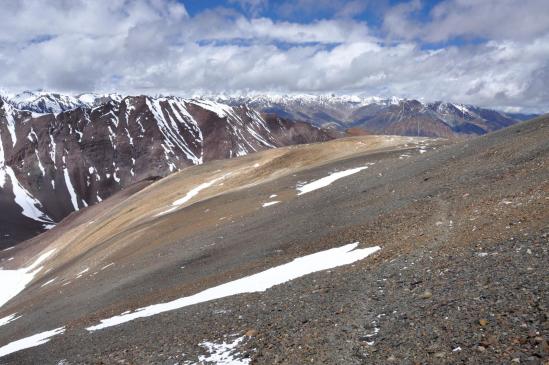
[
  {"xmin": 0, "ymin": 95, "xmax": 333, "ymax": 247},
  {"xmin": 2, "ymin": 91, "xmax": 538, "ymax": 132},
  {"xmin": 221, "ymin": 94, "xmax": 534, "ymax": 136}
]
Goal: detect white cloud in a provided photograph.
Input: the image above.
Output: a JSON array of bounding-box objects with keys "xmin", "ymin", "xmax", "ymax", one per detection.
[
  {"xmin": 0, "ymin": 0, "xmax": 547, "ymax": 113},
  {"xmin": 383, "ymin": 0, "xmax": 549, "ymax": 42}
]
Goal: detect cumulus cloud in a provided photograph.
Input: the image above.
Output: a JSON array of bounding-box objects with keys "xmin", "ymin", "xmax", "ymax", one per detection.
[
  {"xmin": 383, "ymin": 0, "xmax": 549, "ymax": 42},
  {"xmin": 0, "ymin": 0, "xmax": 547, "ymax": 113}
]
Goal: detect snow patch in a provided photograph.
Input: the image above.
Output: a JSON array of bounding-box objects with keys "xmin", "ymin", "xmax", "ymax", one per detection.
[
  {"xmin": 86, "ymin": 242, "xmax": 380, "ymax": 331},
  {"xmin": 63, "ymin": 168, "xmax": 79, "ymax": 211},
  {"xmin": 297, "ymin": 166, "xmax": 370, "ymax": 195},
  {"xmin": 0, "ymin": 327, "xmax": 65, "ymax": 358},
  {"xmin": 262, "ymin": 201, "xmax": 280, "ymax": 207},
  {"xmin": 35, "ymin": 150, "xmax": 45, "ymax": 176},
  {"xmin": 2, "ymin": 103, "xmax": 17, "ymax": 147},
  {"xmin": 40, "ymin": 277, "xmax": 57, "ymax": 287},
  {"xmin": 156, "ymin": 173, "xmax": 231, "ymax": 216},
  {"xmin": 0, "ymin": 313, "xmax": 21, "ymax": 327},
  {"xmin": 0, "ymin": 249, "xmax": 56, "ymax": 308},
  {"xmin": 75, "ymin": 268, "xmax": 89, "ymax": 278},
  {"xmin": 100, "ymin": 263, "xmax": 114, "ymax": 270},
  {"xmin": 0, "ymin": 166, "xmax": 53, "ymax": 224},
  {"xmin": 198, "ymin": 336, "xmax": 250, "ymax": 365}
]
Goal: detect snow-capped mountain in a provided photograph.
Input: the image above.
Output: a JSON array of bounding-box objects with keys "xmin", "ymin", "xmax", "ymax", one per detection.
[
  {"xmin": 7, "ymin": 92, "xmax": 531, "ymax": 138},
  {"xmin": 7, "ymin": 90, "xmax": 86, "ymax": 114},
  {"xmin": 2, "ymin": 90, "xmax": 126, "ymax": 115},
  {"xmin": 0, "ymin": 95, "xmax": 332, "ymax": 247},
  {"xmin": 3, "ymin": 90, "xmax": 123, "ymax": 115},
  {"xmin": 222, "ymin": 94, "xmax": 530, "ymax": 137}
]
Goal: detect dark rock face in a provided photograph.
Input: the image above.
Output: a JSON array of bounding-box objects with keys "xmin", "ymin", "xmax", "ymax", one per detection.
[
  {"xmin": 0, "ymin": 96, "xmax": 333, "ymax": 248},
  {"xmin": 226, "ymin": 95, "xmax": 530, "ymax": 137}
]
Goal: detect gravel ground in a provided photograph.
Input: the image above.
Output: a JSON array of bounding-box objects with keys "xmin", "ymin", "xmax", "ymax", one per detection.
[{"xmin": 1, "ymin": 116, "xmax": 548, "ymax": 364}]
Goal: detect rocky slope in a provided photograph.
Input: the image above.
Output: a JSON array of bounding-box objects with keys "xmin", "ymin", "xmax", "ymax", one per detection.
[
  {"xmin": 0, "ymin": 115, "xmax": 546, "ymax": 364},
  {"xmin": 224, "ymin": 94, "xmax": 532, "ymax": 137},
  {"xmin": 0, "ymin": 96, "xmax": 333, "ymax": 248}
]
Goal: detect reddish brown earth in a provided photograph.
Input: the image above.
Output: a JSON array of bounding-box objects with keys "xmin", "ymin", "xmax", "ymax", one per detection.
[{"xmin": 346, "ymin": 127, "xmax": 371, "ymax": 136}]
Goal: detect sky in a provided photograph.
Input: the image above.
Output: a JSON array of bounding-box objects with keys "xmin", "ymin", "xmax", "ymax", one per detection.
[{"xmin": 0, "ymin": 0, "xmax": 548, "ymax": 113}]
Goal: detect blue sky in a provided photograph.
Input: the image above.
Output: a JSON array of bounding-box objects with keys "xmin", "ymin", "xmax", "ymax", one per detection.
[
  {"xmin": 0, "ymin": 0, "xmax": 548, "ymax": 112},
  {"xmin": 182, "ymin": 0, "xmax": 476, "ymax": 45}
]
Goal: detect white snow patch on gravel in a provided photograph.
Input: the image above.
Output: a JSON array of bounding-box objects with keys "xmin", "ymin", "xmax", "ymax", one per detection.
[
  {"xmin": 0, "ymin": 327, "xmax": 65, "ymax": 358},
  {"xmin": 86, "ymin": 242, "xmax": 380, "ymax": 331},
  {"xmin": 76, "ymin": 268, "xmax": 89, "ymax": 278},
  {"xmin": 297, "ymin": 166, "xmax": 369, "ymax": 196},
  {"xmin": 262, "ymin": 201, "xmax": 280, "ymax": 207},
  {"xmin": 0, "ymin": 249, "xmax": 56, "ymax": 308},
  {"xmin": 198, "ymin": 336, "xmax": 249, "ymax": 365},
  {"xmin": 364, "ymin": 327, "xmax": 380, "ymax": 337},
  {"xmin": 0, "ymin": 313, "xmax": 21, "ymax": 327},
  {"xmin": 156, "ymin": 173, "xmax": 231, "ymax": 216},
  {"xmin": 40, "ymin": 278, "xmax": 57, "ymax": 287},
  {"xmin": 100, "ymin": 263, "xmax": 115, "ymax": 270}
]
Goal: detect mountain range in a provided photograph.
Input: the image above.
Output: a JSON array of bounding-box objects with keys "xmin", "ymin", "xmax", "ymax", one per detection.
[
  {"xmin": 2, "ymin": 90, "xmax": 536, "ymax": 137},
  {"xmin": 0, "ymin": 94, "xmax": 332, "ymax": 247},
  {"xmin": 0, "ymin": 91, "xmax": 539, "ymax": 247},
  {"xmin": 222, "ymin": 94, "xmax": 537, "ymax": 137}
]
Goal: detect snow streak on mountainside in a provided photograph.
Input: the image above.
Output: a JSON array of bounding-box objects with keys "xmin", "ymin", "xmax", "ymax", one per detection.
[{"xmin": 0, "ymin": 95, "xmax": 332, "ymax": 248}]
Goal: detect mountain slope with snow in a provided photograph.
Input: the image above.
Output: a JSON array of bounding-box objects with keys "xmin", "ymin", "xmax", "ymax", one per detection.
[
  {"xmin": 0, "ymin": 96, "xmax": 333, "ymax": 248},
  {"xmin": 0, "ymin": 115, "xmax": 546, "ymax": 364}
]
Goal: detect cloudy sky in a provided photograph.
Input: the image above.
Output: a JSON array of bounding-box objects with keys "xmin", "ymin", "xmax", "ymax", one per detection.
[{"xmin": 0, "ymin": 0, "xmax": 548, "ymax": 112}]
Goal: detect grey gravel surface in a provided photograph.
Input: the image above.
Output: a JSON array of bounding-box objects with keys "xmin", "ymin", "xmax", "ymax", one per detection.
[{"xmin": 1, "ymin": 116, "xmax": 548, "ymax": 364}]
